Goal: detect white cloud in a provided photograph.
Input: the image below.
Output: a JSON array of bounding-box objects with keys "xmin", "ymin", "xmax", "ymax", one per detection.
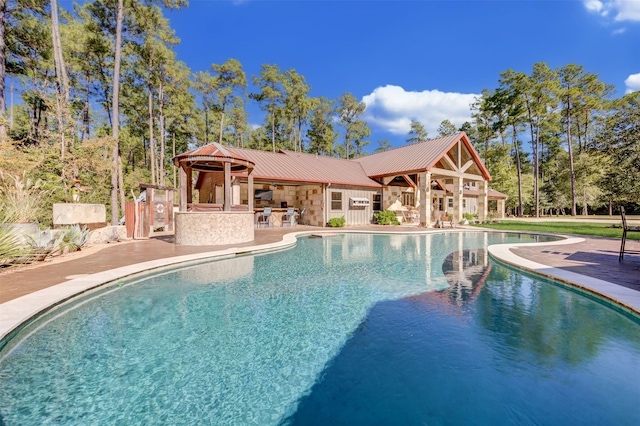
[
  {"xmin": 583, "ymin": 0, "xmax": 640, "ymax": 22},
  {"xmin": 584, "ymin": 0, "xmax": 607, "ymax": 15},
  {"xmin": 625, "ymin": 73, "xmax": 640, "ymax": 93},
  {"xmin": 362, "ymin": 85, "xmax": 478, "ymax": 138}
]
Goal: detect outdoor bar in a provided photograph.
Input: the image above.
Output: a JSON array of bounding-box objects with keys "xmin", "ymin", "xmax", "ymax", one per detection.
[{"xmin": 172, "ymin": 143, "xmax": 255, "ymax": 245}]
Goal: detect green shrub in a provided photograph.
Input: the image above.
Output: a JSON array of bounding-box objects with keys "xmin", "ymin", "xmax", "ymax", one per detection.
[
  {"xmin": 374, "ymin": 210, "xmax": 400, "ymax": 225},
  {"xmin": 328, "ymin": 216, "xmax": 346, "ymax": 227}
]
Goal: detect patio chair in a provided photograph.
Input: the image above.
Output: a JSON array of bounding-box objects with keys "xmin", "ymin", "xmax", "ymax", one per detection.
[
  {"xmin": 257, "ymin": 207, "xmax": 273, "ymax": 229},
  {"xmin": 281, "ymin": 207, "xmax": 296, "ymax": 227},
  {"xmin": 298, "ymin": 208, "xmax": 307, "ymax": 225},
  {"xmin": 619, "ymin": 206, "xmax": 640, "ymax": 261}
]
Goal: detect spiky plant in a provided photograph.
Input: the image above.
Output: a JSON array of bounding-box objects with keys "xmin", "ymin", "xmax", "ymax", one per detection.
[
  {"xmin": 59, "ymin": 225, "xmax": 92, "ymax": 253},
  {"xmin": 0, "ymin": 214, "xmax": 35, "ymax": 266}
]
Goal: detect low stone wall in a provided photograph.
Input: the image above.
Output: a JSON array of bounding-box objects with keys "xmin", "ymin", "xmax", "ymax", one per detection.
[
  {"xmin": 53, "ymin": 204, "xmax": 106, "ymax": 229},
  {"xmin": 174, "ymin": 211, "xmax": 254, "ymax": 246}
]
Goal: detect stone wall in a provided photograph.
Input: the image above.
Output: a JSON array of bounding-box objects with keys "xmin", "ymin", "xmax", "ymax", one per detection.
[
  {"xmin": 53, "ymin": 204, "xmax": 106, "ymax": 229},
  {"xmin": 174, "ymin": 211, "xmax": 254, "ymax": 245}
]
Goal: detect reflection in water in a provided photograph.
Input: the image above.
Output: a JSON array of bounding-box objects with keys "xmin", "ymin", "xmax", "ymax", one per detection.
[{"xmin": 439, "ymin": 248, "xmax": 491, "ymax": 306}]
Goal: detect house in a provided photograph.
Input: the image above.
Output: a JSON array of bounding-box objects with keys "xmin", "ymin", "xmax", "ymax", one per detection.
[{"xmin": 180, "ymin": 132, "xmax": 507, "ymax": 228}]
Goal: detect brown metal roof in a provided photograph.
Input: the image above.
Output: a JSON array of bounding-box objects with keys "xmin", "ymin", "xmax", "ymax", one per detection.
[
  {"xmin": 179, "ymin": 133, "xmax": 493, "ymax": 189},
  {"xmin": 229, "ymin": 148, "xmax": 383, "ymax": 188},
  {"xmin": 172, "ymin": 142, "xmax": 255, "ymax": 172},
  {"xmin": 353, "ymin": 133, "xmax": 491, "ymax": 180}
]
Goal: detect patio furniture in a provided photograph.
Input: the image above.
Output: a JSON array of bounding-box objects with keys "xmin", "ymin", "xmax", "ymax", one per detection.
[
  {"xmin": 281, "ymin": 207, "xmax": 297, "ymax": 227},
  {"xmin": 298, "ymin": 208, "xmax": 307, "ymax": 225},
  {"xmin": 257, "ymin": 207, "xmax": 273, "ymax": 228},
  {"xmin": 619, "ymin": 206, "xmax": 640, "ymax": 261}
]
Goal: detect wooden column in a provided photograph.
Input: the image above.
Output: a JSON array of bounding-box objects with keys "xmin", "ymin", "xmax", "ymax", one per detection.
[
  {"xmin": 223, "ymin": 162, "xmax": 231, "ymax": 211},
  {"xmin": 186, "ymin": 167, "xmax": 193, "ymax": 204},
  {"xmin": 248, "ymin": 170, "xmax": 254, "ymax": 211},
  {"xmin": 179, "ymin": 166, "xmax": 187, "ymax": 212}
]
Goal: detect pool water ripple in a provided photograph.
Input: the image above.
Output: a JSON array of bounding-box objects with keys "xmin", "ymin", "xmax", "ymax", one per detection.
[{"xmin": 1, "ymin": 232, "xmax": 639, "ymax": 425}]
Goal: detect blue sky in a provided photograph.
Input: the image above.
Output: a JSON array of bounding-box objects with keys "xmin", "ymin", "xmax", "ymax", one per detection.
[{"xmin": 154, "ymin": 2, "xmax": 635, "ymax": 149}]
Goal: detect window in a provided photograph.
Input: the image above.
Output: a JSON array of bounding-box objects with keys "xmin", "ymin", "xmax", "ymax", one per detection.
[
  {"xmin": 331, "ymin": 192, "xmax": 342, "ymax": 210},
  {"xmin": 463, "ymin": 199, "xmax": 467, "ymax": 209},
  {"xmin": 402, "ymin": 192, "xmax": 414, "ymax": 207},
  {"xmin": 373, "ymin": 194, "xmax": 382, "ymax": 211},
  {"xmin": 448, "ymin": 198, "xmax": 453, "ymax": 208}
]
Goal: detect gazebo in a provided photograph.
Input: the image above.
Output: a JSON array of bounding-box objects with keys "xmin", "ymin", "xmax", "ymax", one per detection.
[{"xmin": 172, "ymin": 143, "xmax": 256, "ymax": 245}]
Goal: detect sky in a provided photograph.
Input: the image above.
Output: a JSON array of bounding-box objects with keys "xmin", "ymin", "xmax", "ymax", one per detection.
[{"xmin": 106, "ymin": 1, "xmax": 640, "ymax": 149}]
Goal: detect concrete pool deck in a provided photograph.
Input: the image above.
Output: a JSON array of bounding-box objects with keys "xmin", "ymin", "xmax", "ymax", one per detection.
[{"xmin": 1, "ymin": 225, "xmax": 639, "ymax": 342}]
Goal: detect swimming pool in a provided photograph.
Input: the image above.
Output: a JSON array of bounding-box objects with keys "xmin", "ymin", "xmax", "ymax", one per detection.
[{"xmin": 1, "ymin": 232, "xmax": 639, "ymax": 425}]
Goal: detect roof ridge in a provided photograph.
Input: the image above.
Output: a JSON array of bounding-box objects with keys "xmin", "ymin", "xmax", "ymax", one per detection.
[{"xmin": 355, "ymin": 132, "xmax": 465, "ymax": 159}]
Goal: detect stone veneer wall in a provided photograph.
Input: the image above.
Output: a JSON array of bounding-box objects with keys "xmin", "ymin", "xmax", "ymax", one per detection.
[
  {"xmin": 175, "ymin": 211, "xmax": 254, "ymax": 245},
  {"xmin": 53, "ymin": 203, "xmax": 107, "ymax": 229},
  {"xmin": 295, "ymin": 185, "xmax": 325, "ymax": 226}
]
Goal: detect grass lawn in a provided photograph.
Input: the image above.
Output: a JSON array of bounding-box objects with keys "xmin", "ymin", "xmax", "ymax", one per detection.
[{"xmin": 471, "ymin": 220, "xmax": 640, "ymax": 240}]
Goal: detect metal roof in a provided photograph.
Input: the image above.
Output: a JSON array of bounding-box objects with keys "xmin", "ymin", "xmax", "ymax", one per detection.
[
  {"xmin": 228, "ymin": 147, "xmax": 383, "ymax": 187},
  {"xmin": 353, "ymin": 133, "xmax": 491, "ymax": 180},
  {"xmin": 172, "ymin": 142, "xmax": 255, "ymax": 172},
  {"xmin": 180, "ymin": 133, "xmax": 494, "ymax": 189}
]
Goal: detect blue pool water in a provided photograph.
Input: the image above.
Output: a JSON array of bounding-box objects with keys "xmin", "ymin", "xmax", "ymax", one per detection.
[{"xmin": 1, "ymin": 232, "xmax": 639, "ymax": 425}]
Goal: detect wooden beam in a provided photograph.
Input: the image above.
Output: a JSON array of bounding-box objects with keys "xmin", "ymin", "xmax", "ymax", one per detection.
[
  {"xmin": 460, "ymin": 159, "xmax": 474, "ymax": 173},
  {"xmin": 441, "ymin": 152, "xmax": 457, "ymax": 170},
  {"xmin": 429, "ymin": 167, "xmax": 485, "ymax": 181}
]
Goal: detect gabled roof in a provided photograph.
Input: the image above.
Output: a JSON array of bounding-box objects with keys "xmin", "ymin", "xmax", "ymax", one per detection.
[
  {"xmin": 352, "ymin": 133, "xmax": 491, "ymax": 181},
  {"xmin": 228, "ymin": 147, "xmax": 383, "ymax": 188},
  {"xmin": 181, "ymin": 132, "xmax": 497, "ymax": 191}
]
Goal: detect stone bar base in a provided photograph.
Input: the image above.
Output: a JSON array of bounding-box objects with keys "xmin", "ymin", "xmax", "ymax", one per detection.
[{"xmin": 174, "ymin": 211, "xmax": 254, "ymax": 246}]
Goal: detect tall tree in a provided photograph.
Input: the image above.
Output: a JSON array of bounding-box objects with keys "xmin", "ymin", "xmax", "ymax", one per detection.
[
  {"xmin": 251, "ymin": 64, "xmax": 283, "ymax": 152},
  {"xmin": 437, "ymin": 119, "xmax": 457, "ymax": 137},
  {"xmin": 212, "ymin": 58, "xmax": 246, "ymax": 145},
  {"xmin": 282, "ymin": 68, "xmax": 311, "ymax": 152},
  {"xmin": 523, "ymin": 62, "xmax": 557, "ymax": 217},
  {"xmin": 307, "ymin": 96, "xmax": 337, "ymax": 156},
  {"xmin": 406, "ymin": 119, "xmax": 428, "ymax": 144},
  {"xmin": 337, "ymin": 92, "xmax": 369, "ymax": 159},
  {"xmin": 109, "ymin": 0, "xmax": 124, "ymax": 224},
  {"xmin": 193, "ymin": 70, "xmax": 216, "ymax": 144},
  {"xmin": 557, "ymin": 64, "xmax": 583, "ymax": 216}
]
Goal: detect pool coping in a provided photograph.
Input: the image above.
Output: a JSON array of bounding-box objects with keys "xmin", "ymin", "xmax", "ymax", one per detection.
[{"xmin": 2, "ymin": 229, "xmax": 639, "ymax": 343}]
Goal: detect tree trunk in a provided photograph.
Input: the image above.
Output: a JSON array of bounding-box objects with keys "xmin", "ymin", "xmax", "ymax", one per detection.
[
  {"xmin": 0, "ymin": 0, "xmax": 6, "ymax": 139},
  {"xmin": 159, "ymin": 82, "xmax": 165, "ymax": 186},
  {"xmin": 566, "ymin": 101, "xmax": 577, "ymax": 216},
  {"xmin": 218, "ymin": 105, "xmax": 225, "ymax": 144},
  {"xmin": 513, "ymin": 125, "xmax": 523, "ymax": 217},
  {"xmin": 51, "ymin": 0, "xmax": 70, "ymax": 160},
  {"xmin": 148, "ymin": 82, "xmax": 156, "ymax": 185},
  {"xmin": 110, "ymin": 0, "xmax": 124, "ymax": 225}
]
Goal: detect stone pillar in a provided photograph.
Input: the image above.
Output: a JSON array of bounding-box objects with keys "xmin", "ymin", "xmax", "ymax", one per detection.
[
  {"xmin": 186, "ymin": 167, "xmax": 193, "ymax": 204},
  {"xmin": 418, "ymin": 171, "xmax": 431, "ymax": 227},
  {"xmin": 478, "ymin": 180, "xmax": 488, "ymax": 222},
  {"xmin": 452, "ymin": 177, "xmax": 464, "ymax": 224},
  {"xmin": 498, "ymin": 199, "xmax": 506, "ymax": 218}
]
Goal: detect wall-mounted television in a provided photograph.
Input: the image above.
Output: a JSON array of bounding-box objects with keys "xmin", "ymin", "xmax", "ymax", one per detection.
[{"xmin": 254, "ymin": 189, "xmax": 273, "ymax": 201}]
